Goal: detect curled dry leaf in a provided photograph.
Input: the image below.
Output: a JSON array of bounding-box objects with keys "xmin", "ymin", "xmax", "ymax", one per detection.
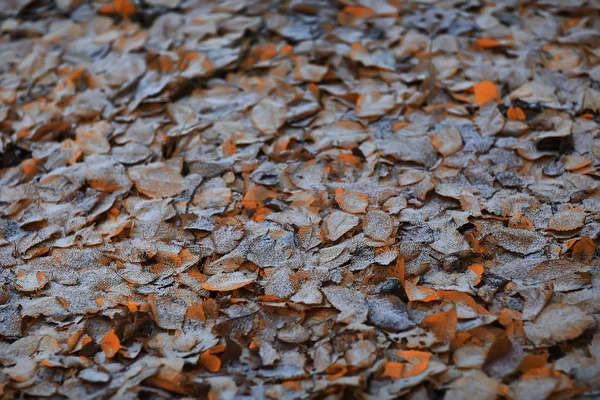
[{"xmin": 202, "ymin": 271, "xmax": 257, "ymax": 292}]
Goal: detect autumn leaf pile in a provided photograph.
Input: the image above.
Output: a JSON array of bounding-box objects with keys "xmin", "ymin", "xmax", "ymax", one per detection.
[{"xmin": 1, "ymin": 0, "xmax": 600, "ymax": 398}]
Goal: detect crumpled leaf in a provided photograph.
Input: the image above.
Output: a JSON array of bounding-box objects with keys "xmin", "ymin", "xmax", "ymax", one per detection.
[
  {"xmin": 202, "ymin": 271, "xmax": 257, "ymax": 292},
  {"xmin": 100, "ymin": 329, "xmax": 123, "ymax": 358},
  {"xmin": 325, "ymin": 210, "xmax": 360, "ymax": 241},
  {"xmin": 494, "ymin": 228, "xmax": 546, "ymax": 255},
  {"xmin": 524, "ymin": 305, "xmax": 595, "ymax": 346},
  {"xmin": 251, "ymin": 99, "xmax": 287, "ymax": 136},
  {"xmin": 322, "ymin": 286, "xmax": 368, "ymax": 323},
  {"xmin": 128, "ymin": 162, "xmax": 187, "ymax": 198},
  {"xmin": 548, "ymin": 209, "xmax": 586, "ymax": 231}
]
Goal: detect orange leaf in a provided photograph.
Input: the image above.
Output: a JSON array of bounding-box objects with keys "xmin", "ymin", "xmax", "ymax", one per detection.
[
  {"xmin": 437, "ymin": 290, "xmax": 490, "ymax": 317},
  {"xmin": 257, "ymin": 44, "xmax": 278, "ymax": 61},
  {"xmin": 283, "ymin": 380, "xmax": 302, "ymax": 390},
  {"xmin": 338, "ymin": 153, "xmax": 362, "ymax": 165},
  {"xmin": 21, "ymin": 159, "xmax": 41, "ymax": 178},
  {"xmin": 325, "ymin": 364, "xmax": 348, "ymax": 381},
  {"xmin": 242, "ymin": 185, "xmax": 276, "ymax": 209},
  {"xmin": 200, "ymin": 350, "xmax": 222, "ymax": 372},
  {"xmin": 421, "ymin": 307, "xmax": 457, "ymax": 343},
  {"xmin": 397, "ymin": 350, "xmax": 431, "ymax": 377},
  {"xmin": 222, "ymin": 137, "xmax": 237, "ymax": 157},
  {"xmin": 519, "ymin": 354, "xmax": 549, "ymax": 373},
  {"xmin": 98, "ymin": 4, "xmax": 116, "ymax": 14},
  {"xmin": 507, "ymin": 106, "xmax": 526, "ymax": 121},
  {"xmin": 562, "ymin": 17, "xmax": 582, "ymax": 31},
  {"xmin": 127, "ymin": 301, "xmax": 140, "ymax": 312},
  {"xmin": 384, "ymin": 257, "xmax": 405, "ymax": 284},
  {"xmin": 342, "ymin": 6, "xmax": 375, "ymax": 18},
  {"xmin": 253, "ymin": 206, "xmax": 271, "ymax": 222},
  {"xmin": 159, "ymin": 55, "xmax": 174, "ymax": 73},
  {"xmin": 475, "ymin": 38, "xmax": 500, "ymax": 48},
  {"xmin": 382, "ymin": 361, "xmax": 404, "ymax": 379},
  {"xmin": 186, "ymin": 302, "xmax": 206, "ymax": 321},
  {"xmin": 468, "ymin": 264, "xmax": 484, "ymax": 286},
  {"xmin": 404, "ymin": 281, "xmax": 438, "ymax": 302},
  {"xmin": 572, "ymin": 236, "xmax": 595, "ymax": 262},
  {"xmin": 100, "ymin": 329, "xmax": 123, "ymax": 358},
  {"xmin": 473, "ymin": 81, "xmax": 500, "ymax": 106},
  {"xmin": 113, "ymin": 0, "xmax": 135, "ymax": 19}
]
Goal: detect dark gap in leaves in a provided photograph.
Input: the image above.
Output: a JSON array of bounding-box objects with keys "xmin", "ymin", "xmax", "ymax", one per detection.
[
  {"xmin": 547, "ymin": 345, "xmax": 564, "ymax": 362},
  {"xmin": 377, "ymin": 277, "xmax": 408, "ymax": 302},
  {"xmin": 536, "ymin": 135, "xmax": 573, "ymax": 154},
  {"xmin": 132, "ymin": 7, "xmax": 170, "ymax": 28},
  {"xmin": 78, "ymin": 341, "xmax": 100, "ymax": 357},
  {"xmin": 0, "ymin": 145, "xmax": 32, "ymax": 169},
  {"xmin": 457, "ymin": 222, "xmax": 476, "ymax": 234},
  {"xmin": 221, "ymin": 336, "xmax": 243, "ymax": 366},
  {"xmin": 17, "ymin": 0, "xmax": 56, "ymax": 20},
  {"xmin": 134, "ymin": 313, "xmax": 156, "ymax": 338}
]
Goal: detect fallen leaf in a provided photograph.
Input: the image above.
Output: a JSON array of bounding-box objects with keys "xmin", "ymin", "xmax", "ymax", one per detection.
[
  {"xmin": 548, "ymin": 209, "xmax": 586, "ymax": 231},
  {"xmin": 524, "ymin": 305, "xmax": 595, "ymax": 346},
  {"xmin": 251, "ymin": 99, "xmax": 287, "ymax": 136},
  {"xmin": 325, "ymin": 210, "xmax": 360, "ymax": 241},
  {"xmin": 473, "ymin": 81, "xmax": 500, "ymax": 106},
  {"xmin": 202, "ymin": 271, "xmax": 257, "ymax": 292},
  {"xmin": 128, "ymin": 162, "xmax": 187, "ymax": 198},
  {"xmin": 334, "ymin": 188, "xmax": 368, "ymax": 214},
  {"xmin": 100, "ymin": 329, "xmax": 123, "ymax": 358}
]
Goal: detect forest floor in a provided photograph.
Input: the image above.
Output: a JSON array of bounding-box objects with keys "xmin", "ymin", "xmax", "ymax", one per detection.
[{"xmin": 0, "ymin": 0, "xmax": 599, "ymax": 398}]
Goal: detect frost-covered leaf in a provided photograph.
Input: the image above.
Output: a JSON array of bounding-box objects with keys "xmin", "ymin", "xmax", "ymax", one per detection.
[
  {"xmin": 128, "ymin": 162, "xmax": 187, "ymax": 198},
  {"xmin": 524, "ymin": 305, "xmax": 595, "ymax": 346},
  {"xmin": 202, "ymin": 271, "xmax": 257, "ymax": 292}
]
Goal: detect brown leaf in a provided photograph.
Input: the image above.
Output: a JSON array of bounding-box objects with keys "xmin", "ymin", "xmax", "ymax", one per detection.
[
  {"xmin": 325, "ymin": 210, "xmax": 360, "ymax": 241},
  {"xmin": 524, "ymin": 305, "xmax": 595, "ymax": 346},
  {"xmin": 202, "ymin": 271, "xmax": 257, "ymax": 292},
  {"xmin": 548, "ymin": 209, "xmax": 586, "ymax": 231},
  {"xmin": 128, "ymin": 162, "xmax": 187, "ymax": 198},
  {"xmin": 251, "ymin": 99, "xmax": 287, "ymax": 136},
  {"xmin": 322, "ymin": 285, "xmax": 368, "ymax": 323}
]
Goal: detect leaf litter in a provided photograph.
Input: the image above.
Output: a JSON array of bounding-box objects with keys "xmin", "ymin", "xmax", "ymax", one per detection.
[{"xmin": 0, "ymin": 0, "xmax": 599, "ymax": 398}]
